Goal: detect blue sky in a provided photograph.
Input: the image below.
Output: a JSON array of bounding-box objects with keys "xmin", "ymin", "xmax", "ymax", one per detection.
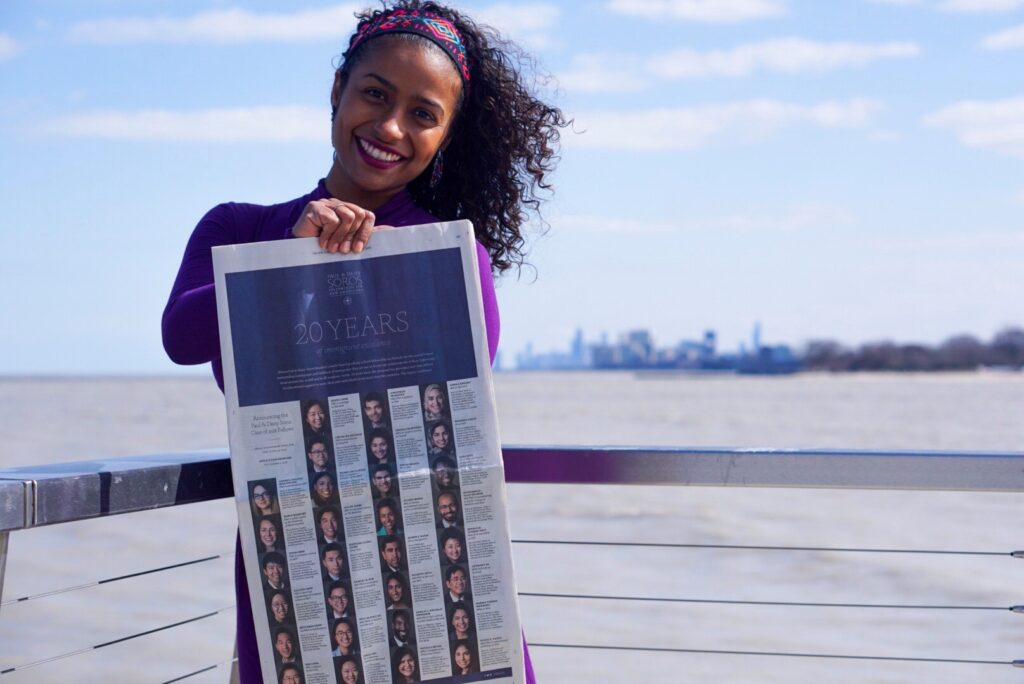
[{"xmin": 1, "ymin": 0, "xmax": 1022, "ymax": 373}]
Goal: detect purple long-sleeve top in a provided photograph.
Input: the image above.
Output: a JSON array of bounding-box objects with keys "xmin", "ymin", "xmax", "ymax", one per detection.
[{"xmin": 162, "ymin": 179, "xmax": 500, "ymax": 378}]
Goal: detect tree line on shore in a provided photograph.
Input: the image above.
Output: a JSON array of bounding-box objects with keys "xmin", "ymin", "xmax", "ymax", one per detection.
[{"xmin": 802, "ymin": 327, "xmax": 1024, "ymax": 372}]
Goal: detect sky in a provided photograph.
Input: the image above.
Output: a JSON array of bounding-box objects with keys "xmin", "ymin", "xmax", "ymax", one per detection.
[{"xmin": 1, "ymin": 0, "xmax": 1022, "ymax": 374}]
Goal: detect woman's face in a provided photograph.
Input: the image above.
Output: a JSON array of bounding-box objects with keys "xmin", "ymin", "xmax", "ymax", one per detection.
[
  {"xmin": 433, "ymin": 461, "xmax": 454, "ymax": 487},
  {"xmin": 387, "ymin": 577, "xmax": 404, "ymax": 604},
  {"xmin": 378, "ymin": 505, "xmax": 395, "ymax": 532},
  {"xmin": 340, "ymin": 660, "xmax": 360, "ymax": 684},
  {"xmin": 371, "ymin": 436, "xmax": 389, "ymax": 461},
  {"xmin": 330, "ymin": 37, "xmax": 462, "ymax": 208},
  {"xmin": 334, "ymin": 622, "xmax": 354, "ymax": 650},
  {"xmin": 454, "ymin": 644, "xmax": 472, "ymax": 671},
  {"xmin": 431, "ymin": 424, "xmax": 450, "ymax": 449},
  {"xmin": 372, "ymin": 469, "xmax": 392, "ymax": 494},
  {"xmin": 306, "ymin": 403, "xmax": 325, "ymax": 430},
  {"xmin": 315, "ymin": 475, "xmax": 334, "ymax": 500},
  {"xmin": 398, "ymin": 653, "xmax": 416, "ymax": 678},
  {"xmin": 271, "ymin": 594, "xmax": 289, "ymax": 622},
  {"xmin": 424, "ymin": 387, "xmax": 444, "ymax": 416},
  {"xmin": 260, "ymin": 519, "xmax": 278, "ymax": 547},
  {"xmin": 451, "ymin": 608, "xmax": 470, "ymax": 635},
  {"xmin": 253, "ymin": 486, "xmax": 272, "ymax": 512},
  {"xmin": 443, "ymin": 537, "xmax": 462, "ymax": 563}
]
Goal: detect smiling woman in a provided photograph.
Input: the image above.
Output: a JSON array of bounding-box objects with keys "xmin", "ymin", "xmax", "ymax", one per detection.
[{"xmin": 161, "ymin": 1, "xmax": 565, "ymax": 682}]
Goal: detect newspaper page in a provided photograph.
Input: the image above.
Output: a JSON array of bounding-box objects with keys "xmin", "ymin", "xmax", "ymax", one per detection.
[{"xmin": 213, "ymin": 220, "xmax": 524, "ymax": 684}]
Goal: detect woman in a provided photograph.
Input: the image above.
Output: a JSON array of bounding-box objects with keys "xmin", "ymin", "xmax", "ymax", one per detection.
[
  {"xmin": 448, "ymin": 605, "xmax": 474, "ymax": 641},
  {"xmin": 337, "ymin": 656, "xmax": 362, "ymax": 684},
  {"xmin": 257, "ymin": 516, "xmax": 284, "ymax": 554},
  {"xmin": 331, "ymin": 618, "xmax": 358, "ymax": 658},
  {"xmin": 376, "ymin": 497, "xmax": 402, "ymax": 537},
  {"xmin": 267, "ymin": 591, "xmax": 293, "ymax": 626},
  {"xmin": 367, "ymin": 428, "xmax": 393, "ymax": 466},
  {"xmin": 392, "ymin": 646, "xmax": 420, "ymax": 683},
  {"xmin": 426, "ymin": 421, "xmax": 454, "ymax": 458},
  {"xmin": 451, "ymin": 640, "xmax": 479, "ymax": 676},
  {"xmin": 279, "ymin": 664, "xmax": 303, "ymax": 684},
  {"xmin": 385, "ymin": 571, "xmax": 411, "ymax": 611},
  {"xmin": 370, "ymin": 463, "xmax": 399, "ymax": 499},
  {"xmin": 311, "ymin": 472, "xmax": 339, "ymax": 507},
  {"xmin": 302, "ymin": 399, "xmax": 330, "ymax": 442},
  {"xmin": 162, "ymin": 2, "xmax": 564, "ymax": 681},
  {"xmin": 250, "ymin": 482, "xmax": 278, "ymax": 518},
  {"xmin": 422, "ymin": 383, "xmax": 447, "ymax": 422},
  {"xmin": 439, "ymin": 526, "xmax": 465, "ymax": 565}
]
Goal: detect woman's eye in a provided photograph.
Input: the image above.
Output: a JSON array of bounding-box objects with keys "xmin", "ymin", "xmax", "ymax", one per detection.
[
  {"xmin": 365, "ymin": 88, "xmax": 385, "ymax": 100},
  {"xmin": 414, "ymin": 109, "xmax": 437, "ymax": 123}
]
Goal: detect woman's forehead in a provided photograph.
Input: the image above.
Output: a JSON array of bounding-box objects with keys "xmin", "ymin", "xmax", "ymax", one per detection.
[{"xmin": 351, "ymin": 37, "xmax": 462, "ymax": 102}]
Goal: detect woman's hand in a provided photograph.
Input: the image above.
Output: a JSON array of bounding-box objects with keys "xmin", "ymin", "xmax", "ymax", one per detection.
[{"xmin": 291, "ymin": 198, "xmax": 376, "ymax": 254}]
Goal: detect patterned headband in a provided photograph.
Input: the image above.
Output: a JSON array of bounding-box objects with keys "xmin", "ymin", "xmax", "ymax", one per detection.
[{"xmin": 348, "ymin": 8, "xmax": 471, "ymax": 84}]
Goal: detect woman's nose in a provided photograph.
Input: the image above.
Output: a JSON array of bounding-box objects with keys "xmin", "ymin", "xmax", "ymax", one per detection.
[{"xmin": 375, "ymin": 110, "xmax": 402, "ymax": 140}]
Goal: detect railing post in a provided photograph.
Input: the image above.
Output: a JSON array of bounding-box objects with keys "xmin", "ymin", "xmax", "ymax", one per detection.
[
  {"xmin": 229, "ymin": 639, "xmax": 239, "ymax": 684},
  {"xmin": 0, "ymin": 531, "xmax": 9, "ymax": 613}
]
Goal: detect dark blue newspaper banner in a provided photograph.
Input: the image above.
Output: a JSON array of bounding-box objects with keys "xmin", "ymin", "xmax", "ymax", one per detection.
[{"xmin": 225, "ymin": 247, "xmax": 477, "ymax": 407}]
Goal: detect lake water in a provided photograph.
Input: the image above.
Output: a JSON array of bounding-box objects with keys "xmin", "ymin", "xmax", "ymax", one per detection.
[{"xmin": 1, "ymin": 372, "xmax": 1022, "ymax": 683}]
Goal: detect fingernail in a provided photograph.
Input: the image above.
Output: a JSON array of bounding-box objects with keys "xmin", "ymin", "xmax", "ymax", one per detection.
[
  {"xmin": 341, "ymin": 240, "xmax": 351, "ymax": 253},
  {"xmin": 353, "ymin": 241, "xmax": 363, "ymax": 253}
]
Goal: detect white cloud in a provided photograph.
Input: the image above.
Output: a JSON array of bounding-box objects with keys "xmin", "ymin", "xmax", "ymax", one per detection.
[
  {"xmin": 0, "ymin": 33, "xmax": 20, "ymax": 61},
  {"xmin": 555, "ymin": 203, "xmax": 855, "ymax": 234},
  {"xmin": 41, "ymin": 106, "xmax": 325, "ymax": 142},
  {"xmin": 924, "ymin": 97, "xmax": 1024, "ymax": 158},
  {"xmin": 647, "ymin": 38, "xmax": 920, "ymax": 79},
  {"xmin": 938, "ymin": 0, "xmax": 1024, "ymax": 10},
  {"xmin": 608, "ymin": 0, "xmax": 787, "ymax": 22},
  {"xmin": 982, "ymin": 23, "xmax": 1024, "ymax": 49},
  {"xmin": 476, "ymin": 4, "xmax": 561, "ymax": 49},
  {"xmin": 67, "ymin": 5, "xmax": 360, "ymax": 44},
  {"xmin": 569, "ymin": 98, "xmax": 882, "ymax": 151},
  {"xmin": 557, "ymin": 54, "xmax": 650, "ymax": 93}
]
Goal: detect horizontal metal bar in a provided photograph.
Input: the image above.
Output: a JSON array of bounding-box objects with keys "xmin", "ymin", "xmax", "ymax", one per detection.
[{"xmin": 1, "ymin": 445, "xmax": 1022, "ymax": 532}]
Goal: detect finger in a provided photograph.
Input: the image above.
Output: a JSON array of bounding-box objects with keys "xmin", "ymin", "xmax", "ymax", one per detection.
[
  {"xmin": 310, "ymin": 203, "xmax": 343, "ymax": 250},
  {"xmin": 326, "ymin": 204, "xmax": 359, "ymax": 253},
  {"xmin": 292, "ymin": 201, "xmax": 335, "ymax": 240},
  {"xmin": 351, "ymin": 211, "xmax": 376, "ymax": 253}
]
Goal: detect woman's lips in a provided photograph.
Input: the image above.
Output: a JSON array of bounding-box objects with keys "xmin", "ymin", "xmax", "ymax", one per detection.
[{"xmin": 356, "ymin": 137, "xmax": 405, "ymax": 169}]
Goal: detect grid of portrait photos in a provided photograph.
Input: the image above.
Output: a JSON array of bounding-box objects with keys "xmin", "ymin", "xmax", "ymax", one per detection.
[{"xmin": 247, "ymin": 476, "xmax": 303, "ymax": 682}]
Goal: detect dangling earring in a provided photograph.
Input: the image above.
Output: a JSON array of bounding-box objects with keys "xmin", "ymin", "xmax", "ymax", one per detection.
[{"xmin": 430, "ymin": 149, "xmax": 444, "ymax": 188}]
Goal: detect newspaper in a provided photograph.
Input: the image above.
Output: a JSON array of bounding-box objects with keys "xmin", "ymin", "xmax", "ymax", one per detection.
[{"xmin": 213, "ymin": 221, "xmax": 524, "ymax": 684}]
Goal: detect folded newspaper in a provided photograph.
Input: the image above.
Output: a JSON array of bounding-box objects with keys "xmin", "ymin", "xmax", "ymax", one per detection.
[{"xmin": 213, "ymin": 221, "xmax": 524, "ymax": 684}]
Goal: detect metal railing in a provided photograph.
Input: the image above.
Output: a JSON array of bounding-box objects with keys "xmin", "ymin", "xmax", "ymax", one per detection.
[{"xmin": 1, "ymin": 446, "xmax": 1022, "ymax": 681}]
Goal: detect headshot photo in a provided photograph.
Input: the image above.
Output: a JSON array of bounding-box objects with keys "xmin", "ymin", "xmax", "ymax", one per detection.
[
  {"xmin": 443, "ymin": 564, "xmax": 471, "ymax": 606},
  {"xmin": 249, "ymin": 480, "xmax": 279, "ymax": 518},
  {"xmin": 310, "ymin": 472, "xmax": 339, "ymax": 508},
  {"xmin": 426, "ymin": 420, "xmax": 454, "ymax": 459},
  {"xmin": 301, "ymin": 398, "xmax": 331, "ymax": 443},
  {"xmin": 370, "ymin": 463, "xmax": 399, "ymax": 500},
  {"xmin": 320, "ymin": 542, "xmax": 347, "ymax": 582},
  {"xmin": 361, "ymin": 391, "xmax": 389, "ymax": 430},
  {"xmin": 384, "ymin": 571, "xmax": 411, "ymax": 611},
  {"xmin": 451, "ymin": 639, "xmax": 480, "ymax": 676},
  {"xmin": 273, "ymin": 626, "xmax": 299, "ymax": 665},
  {"xmin": 435, "ymin": 490, "xmax": 462, "ymax": 530},
  {"xmin": 256, "ymin": 515, "xmax": 284, "ymax": 555},
  {"xmin": 391, "ymin": 645, "xmax": 420, "ymax": 684},
  {"xmin": 262, "ymin": 551, "xmax": 288, "ymax": 591},
  {"xmin": 439, "ymin": 527, "xmax": 466, "ymax": 565},
  {"xmin": 431, "ymin": 456, "xmax": 459, "ymax": 490},
  {"xmin": 448, "ymin": 604, "xmax": 475, "ymax": 642},
  {"xmin": 379, "ymin": 535, "xmax": 406, "ymax": 573},
  {"xmin": 376, "ymin": 497, "xmax": 403, "ymax": 537},
  {"xmin": 365, "ymin": 428, "xmax": 394, "ymax": 467},
  {"xmin": 330, "ymin": 617, "xmax": 359, "ymax": 658},
  {"xmin": 278, "ymin": 663, "xmax": 303, "ymax": 684},
  {"xmin": 326, "ymin": 580, "xmax": 354, "ymax": 621},
  {"xmin": 267, "ymin": 590, "xmax": 294, "ymax": 627},
  {"xmin": 420, "ymin": 383, "xmax": 449, "ymax": 423},
  {"xmin": 317, "ymin": 506, "xmax": 342, "ymax": 545},
  {"xmin": 389, "ymin": 608, "xmax": 415, "ymax": 648},
  {"xmin": 336, "ymin": 655, "xmax": 362, "ymax": 684},
  {"xmin": 306, "ymin": 439, "xmax": 333, "ymax": 475}
]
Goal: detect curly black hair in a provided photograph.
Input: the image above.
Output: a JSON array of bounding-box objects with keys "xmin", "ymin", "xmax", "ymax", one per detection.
[{"xmin": 337, "ymin": 0, "xmax": 568, "ymax": 274}]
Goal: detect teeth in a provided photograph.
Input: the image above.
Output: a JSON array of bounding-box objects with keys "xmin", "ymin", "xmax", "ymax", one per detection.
[{"xmin": 359, "ymin": 138, "xmax": 401, "ymax": 162}]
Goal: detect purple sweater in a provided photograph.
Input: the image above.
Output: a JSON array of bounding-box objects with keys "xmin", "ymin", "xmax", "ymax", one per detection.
[{"xmin": 163, "ymin": 181, "xmax": 534, "ymax": 684}]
